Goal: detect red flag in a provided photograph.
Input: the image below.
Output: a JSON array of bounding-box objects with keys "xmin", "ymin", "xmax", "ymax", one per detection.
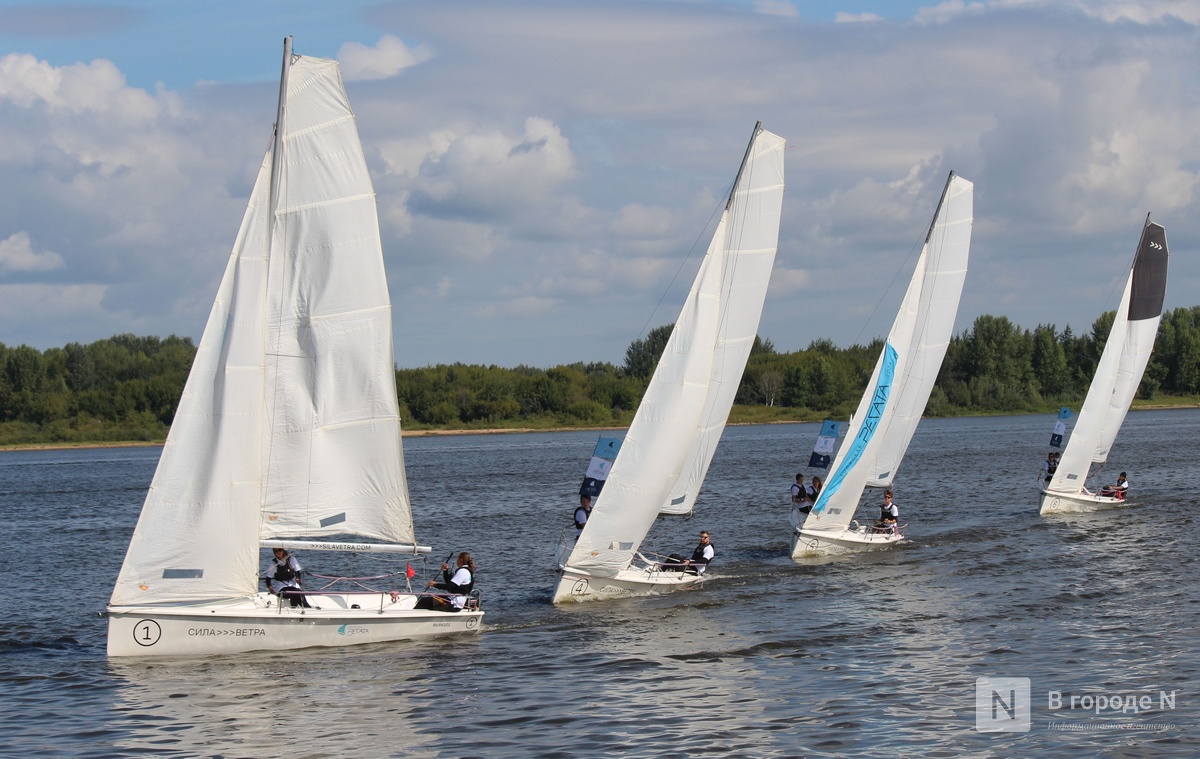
[{"xmin": 405, "ymin": 563, "xmax": 415, "ymax": 579}]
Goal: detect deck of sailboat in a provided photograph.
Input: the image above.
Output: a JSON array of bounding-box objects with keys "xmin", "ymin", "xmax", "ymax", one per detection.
[
  {"xmin": 552, "ymin": 562, "xmax": 706, "ymax": 604},
  {"xmin": 1039, "ymin": 489, "xmax": 1129, "ymax": 515},
  {"xmin": 791, "ymin": 521, "xmax": 905, "ymax": 557},
  {"xmin": 106, "ymin": 591, "xmax": 483, "ymax": 657}
]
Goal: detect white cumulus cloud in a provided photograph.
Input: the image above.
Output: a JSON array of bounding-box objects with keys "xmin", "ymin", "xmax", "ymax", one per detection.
[
  {"xmin": 338, "ymin": 35, "xmax": 433, "ymax": 82},
  {"xmin": 0, "ymin": 231, "xmax": 64, "ymax": 272}
]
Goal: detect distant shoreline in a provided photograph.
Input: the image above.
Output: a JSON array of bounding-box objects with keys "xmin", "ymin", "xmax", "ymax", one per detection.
[{"xmin": 3, "ymin": 404, "xmax": 1195, "ymax": 453}]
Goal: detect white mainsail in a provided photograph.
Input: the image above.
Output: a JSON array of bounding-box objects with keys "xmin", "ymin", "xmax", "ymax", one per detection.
[
  {"xmin": 564, "ymin": 125, "xmax": 786, "ymax": 575},
  {"xmin": 111, "ymin": 48, "xmax": 415, "ymax": 607},
  {"xmin": 661, "ymin": 129, "xmax": 788, "ymax": 515},
  {"xmin": 803, "ymin": 172, "xmax": 973, "ymax": 532},
  {"xmin": 1047, "ymin": 217, "xmax": 1168, "ymax": 495}
]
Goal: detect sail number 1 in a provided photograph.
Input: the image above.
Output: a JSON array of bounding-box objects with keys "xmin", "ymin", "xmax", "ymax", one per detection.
[{"xmin": 133, "ymin": 619, "xmax": 162, "ymax": 647}]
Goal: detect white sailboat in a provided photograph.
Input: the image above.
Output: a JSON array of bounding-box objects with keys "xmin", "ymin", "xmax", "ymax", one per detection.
[
  {"xmin": 106, "ymin": 38, "xmax": 483, "ymax": 657},
  {"xmin": 791, "ymin": 172, "xmax": 973, "ymax": 557},
  {"xmin": 1039, "ymin": 216, "xmax": 1168, "ymax": 515},
  {"xmin": 553, "ymin": 123, "xmax": 786, "ymax": 603}
]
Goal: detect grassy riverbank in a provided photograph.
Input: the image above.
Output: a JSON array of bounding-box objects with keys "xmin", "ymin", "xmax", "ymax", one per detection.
[{"xmin": 3, "ymin": 396, "xmax": 1197, "ymax": 452}]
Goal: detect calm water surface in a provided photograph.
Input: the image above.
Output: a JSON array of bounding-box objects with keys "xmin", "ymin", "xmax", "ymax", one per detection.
[{"xmin": 1, "ymin": 410, "xmax": 1197, "ymax": 757}]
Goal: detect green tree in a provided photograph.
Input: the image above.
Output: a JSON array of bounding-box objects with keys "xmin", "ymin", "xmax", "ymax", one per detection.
[{"xmin": 623, "ymin": 324, "xmax": 674, "ymax": 380}]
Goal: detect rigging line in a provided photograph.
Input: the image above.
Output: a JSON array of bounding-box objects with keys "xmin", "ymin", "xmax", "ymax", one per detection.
[
  {"xmin": 1100, "ymin": 219, "xmax": 1149, "ymax": 317},
  {"xmin": 631, "ymin": 167, "xmax": 737, "ymax": 346},
  {"xmin": 850, "ymin": 217, "xmax": 927, "ymax": 350}
]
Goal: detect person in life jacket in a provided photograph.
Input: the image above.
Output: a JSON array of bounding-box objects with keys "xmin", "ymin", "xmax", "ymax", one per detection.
[
  {"xmin": 416, "ymin": 552, "xmax": 476, "ymax": 612},
  {"xmin": 875, "ymin": 491, "xmax": 899, "ymax": 534},
  {"xmin": 1041, "ymin": 451, "xmax": 1060, "ymax": 485},
  {"xmin": 573, "ymin": 494, "xmax": 592, "ymax": 537},
  {"xmin": 790, "ymin": 474, "xmax": 813, "ymax": 513},
  {"xmin": 681, "ymin": 531, "xmax": 715, "ymax": 575},
  {"xmin": 1101, "ymin": 472, "xmax": 1129, "ymax": 499},
  {"xmin": 265, "ymin": 547, "xmax": 311, "ymax": 608}
]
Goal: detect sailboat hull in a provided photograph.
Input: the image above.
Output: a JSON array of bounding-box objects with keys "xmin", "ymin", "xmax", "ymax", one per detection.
[
  {"xmin": 790, "ymin": 525, "xmax": 904, "ymax": 558},
  {"xmin": 552, "ymin": 564, "xmax": 705, "ymax": 604},
  {"xmin": 106, "ymin": 592, "xmax": 483, "ymax": 657},
  {"xmin": 1039, "ymin": 490, "xmax": 1128, "ymax": 515}
]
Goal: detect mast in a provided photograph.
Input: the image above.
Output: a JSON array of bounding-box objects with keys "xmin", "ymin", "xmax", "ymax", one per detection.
[
  {"xmin": 924, "ymin": 170, "xmax": 955, "ymax": 243},
  {"xmin": 267, "ymin": 36, "xmax": 292, "ymax": 223},
  {"xmin": 726, "ymin": 121, "xmax": 763, "ymax": 210}
]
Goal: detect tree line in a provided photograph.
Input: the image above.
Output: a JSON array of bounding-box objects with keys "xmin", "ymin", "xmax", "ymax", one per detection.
[{"xmin": 1, "ymin": 306, "xmax": 1197, "ymax": 446}]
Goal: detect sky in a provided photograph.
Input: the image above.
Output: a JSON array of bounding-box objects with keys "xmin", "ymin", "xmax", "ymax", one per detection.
[{"xmin": 0, "ymin": 0, "xmax": 1197, "ymax": 369}]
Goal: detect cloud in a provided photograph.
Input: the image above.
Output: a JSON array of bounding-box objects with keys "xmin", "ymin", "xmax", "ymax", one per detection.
[
  {"xmin": 2, "ymin": 1, "xmax": 1200, "ymax": 367},
  {"xmin": 0, "ymin": 4, "xmax": 139, "ymax": 36},
  {"xmin": 767, "ymin": 267, "xmax": 811, "ymax": 297},
  {"xmin": 0, "ymin": 231, "xmax": 64, "ymax": 272},
  {"xmin": 914, "ymin": 0, "xmax": 1200, "ymax": 25},
  {"xmin": 338, "ymin": 35, "xmax": 433, "ymax": 81},
  {"xmin": 834, "ymin": 12, "xmax": 884, "ymax": 23},
  {"xmin": 407, "ymin": 117, "xmax": 578, "ymax": 225},
  {"xmin": 0, "ymin": 283, "xmax": 108, "ymax": 345},
  {"xmin": 753, "ymin": 0, "xmax": 799, "ymax": 18}
]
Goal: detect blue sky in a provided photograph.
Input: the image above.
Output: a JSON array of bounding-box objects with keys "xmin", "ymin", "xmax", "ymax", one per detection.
[{"xmin": 1, "ymin": 0, "xmax": 1198, "ymax": 368}]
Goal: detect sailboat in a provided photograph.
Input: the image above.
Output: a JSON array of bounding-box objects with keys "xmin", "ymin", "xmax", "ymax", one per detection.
[
  {"xmin": 1039, "ymin": 216, "xmax": 1168, "ymax": 515},
  {"xmin": 790, "ymin": 172, "xmax": 973, "ymax": 558},
  {"xmin": 106, "ymin": 38, "xmax": 483, "ymax": 657},
  {"xmin": 552, "ymin": 123, "xmax": 786, "ymax": 603}
]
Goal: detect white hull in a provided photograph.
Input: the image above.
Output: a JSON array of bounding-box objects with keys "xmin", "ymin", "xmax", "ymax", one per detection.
[
  {"xmin": 1039, "ymin": 489, "xmax": 1128, "ymax": 515},
  {"xmin": 552, "ymin": 562, "xmax": 705, "ymax": 604},
  {"xmin": 790, "ymin": 524, "xmax": 904, "ymax": 558},
  {"xmin": 107, "ymin": 592, "xmax": 482, "ymax": 657}
]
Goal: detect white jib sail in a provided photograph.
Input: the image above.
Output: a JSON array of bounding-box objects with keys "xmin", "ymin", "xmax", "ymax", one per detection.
[
  {"xmin": 565, "ymin": 126, "xmax": 785, "ymax": 576},
  {"xmin": 111, "ymin": 49, "xmax": 414, "ymax": 607},
  {"xmin": 803, "ymin": 172, "xmax": 973, "ymax": 532},
  {"xmin": 1048, "ymin": 219, "xmax": 1168, "ymax": 494},
  {"xmin": 661, "ymin": 128, "xmax": 787, "ymax": 515}
]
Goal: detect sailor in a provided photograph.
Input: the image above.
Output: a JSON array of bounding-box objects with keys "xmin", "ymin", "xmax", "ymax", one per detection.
[
  {"xmin": 876, "ymin": 491, "xmax": 899, "ymax": 534},
  {"xmin": 417, "ymin": 552, "xmax": 476, "ymax": 612},
  {"xmin": 1101, "ymin": 472, "xmax": 1129, "ymax": 499},
  {"xmin": 682, "ymin": 531, "xmax": 715, "ymax": 575},
  {"xmin": 1041, "ymin": 451, "xmax": 1059, "ymax": 484},
  {"xmin": 266, "ymin": 547, "xmax": 311, "ymax": 608},
  {"xmin": 573, "ymin": 494, "xmax": 592, "ymax": 537},
  {"xmin": 791, "ymin": 474, "xmax": 813, "ymax": 514}
]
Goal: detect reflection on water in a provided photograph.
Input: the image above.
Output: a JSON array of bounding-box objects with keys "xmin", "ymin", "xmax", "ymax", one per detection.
[
  {"xmin": 108, "ymin": 649, "xmax": 440, "ymax": 758},
  {"xmin": 0, "ymin": 410, "xmax": 1198, "ymax": 756}
]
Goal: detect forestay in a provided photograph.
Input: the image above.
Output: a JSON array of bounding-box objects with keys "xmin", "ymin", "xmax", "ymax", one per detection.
[
  {"xmin": 1047, "ymin": 218, "xmax": 1168, "ymax": 495},
  {"xmin": 803, "ymin": 173, "xmax": 973, "ymax": 532},
  {"xmin": 564, "ymin": 126, "xmax": 786, "ymax": 575},
  {"xmin": 111, "ymin": 53, "xmax": 415, "ymax": 606}
]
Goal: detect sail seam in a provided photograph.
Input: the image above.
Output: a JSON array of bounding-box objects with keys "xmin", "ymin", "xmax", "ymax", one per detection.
[{"xmin": 277, "ymin": 192, "xmax": 375, "ymax": 214}]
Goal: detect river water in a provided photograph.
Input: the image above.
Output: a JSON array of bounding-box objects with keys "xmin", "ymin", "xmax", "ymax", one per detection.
[{"xmin": 0, "ymin": 410, "xmax": 1196, "ymax": 757}]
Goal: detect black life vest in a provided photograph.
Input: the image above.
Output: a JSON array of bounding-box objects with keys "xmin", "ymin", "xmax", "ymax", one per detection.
[{"xmin": 446, "ymin": 568, "xmax": 474, "ymax": 595}]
